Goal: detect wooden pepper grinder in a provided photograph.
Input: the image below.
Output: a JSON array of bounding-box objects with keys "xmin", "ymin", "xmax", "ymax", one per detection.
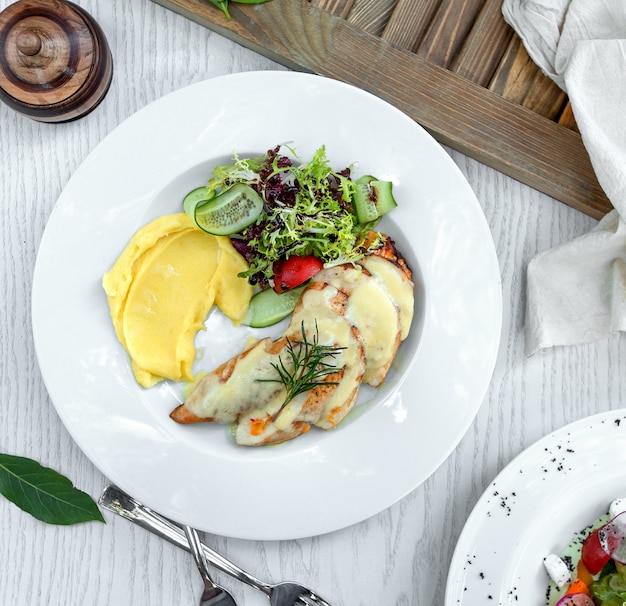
[{"xmin": 0, "ymin": 0, "xmax": 113, "ymax": 122}]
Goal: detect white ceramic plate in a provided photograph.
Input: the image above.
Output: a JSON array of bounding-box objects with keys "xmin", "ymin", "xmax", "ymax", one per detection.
[
  {"xmin": 445, "ymin": 409, "xmax": 626, "ymax": 605},
  {"xmin": 32, "ymin": 71, "xmax": 501, "ymax": 540}
]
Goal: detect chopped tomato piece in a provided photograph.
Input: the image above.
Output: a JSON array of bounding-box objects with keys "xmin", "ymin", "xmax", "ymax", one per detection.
[
  {"xmin": 581, "ymin": 527, "xmax": 612, "ymax": 574},
  {"xmin": 273, "ymin": 255, "xmax": 323, "ymax": 293},
  {"xmin": 327, "ymin": 405, "xmax": 344, "ymax": 428},
  {"xmin": 564, "ymin": 579, "xmax": 590, "ymax": 597},
  {"xmin": 250, "ymin": 415, "xmax": 271, "ymax": 436},
  {"xmin": 601, "ymin": 511, "xmax": 626, "ymax": 564}
]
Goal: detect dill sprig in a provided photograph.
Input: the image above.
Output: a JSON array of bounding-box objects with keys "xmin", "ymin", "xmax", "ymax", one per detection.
[{"xmin": 258, "ymin": 322, "xmax": 345, "ymax": 417}]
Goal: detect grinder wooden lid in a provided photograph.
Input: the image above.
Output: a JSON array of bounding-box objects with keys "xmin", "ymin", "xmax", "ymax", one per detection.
[{"xmin": 0, "ymin": 0, "xmax": 112, "ymax": 122}]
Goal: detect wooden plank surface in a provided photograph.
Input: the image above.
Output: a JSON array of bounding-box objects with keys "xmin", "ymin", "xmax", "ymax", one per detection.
[
  {"xmin": 489, "ymin": 34, "xmax": 567, "ymax": 119},
  {"xmin": 313, "ymin": 0, "xmax": 355, "ymax": 18},
  {"xmin": 381, "ymin": 0, "xmax": 438, "ymax": 51},
  {"xmin": 150, "ymin": 0, "xmax": 612, "ymax": 218},
  {"xmin": 450, "ymin": 0, "xmax": 514, "ymax": 85},
  {"xmin": 416, "ymin": 0, "xmax": 487, "ymax": 68},
  {"xmin": 346, "ymin": 0, "xmax": 397, "ymax": 36}
]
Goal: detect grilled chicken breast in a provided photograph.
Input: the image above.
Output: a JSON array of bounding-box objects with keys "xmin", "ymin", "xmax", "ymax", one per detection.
[
  {"xmin": 171, "ymin": 282, "xmax": 366, "ymax": 445},
  {"xmin": 311, "ymin": 265, "xmax": 401, "ymax": 387},
  {"xmin": 287, "ymin": 282, "xmax": 366, "ymax": 430},
  {"xmin": 171, "ymin": 240, "xmax": 414, "ymax": 446},
  {"xmin": 170, "ymin": 336, "xmax": 288, "ymax": 425}
]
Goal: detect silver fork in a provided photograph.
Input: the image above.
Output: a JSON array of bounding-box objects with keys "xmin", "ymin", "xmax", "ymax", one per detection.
[
  {"xmin": 182, "ymin": 524, "xmax": 238, "ymax": 606},
  {"xmin": 99, "ymin": 485, "xmax": 332, "ymax": 606}
]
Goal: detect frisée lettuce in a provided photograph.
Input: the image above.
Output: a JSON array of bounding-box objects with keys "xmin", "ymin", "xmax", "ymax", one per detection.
[{"xmin": 185, "ymin": 145, "xmax": 396, "ymax": 289}]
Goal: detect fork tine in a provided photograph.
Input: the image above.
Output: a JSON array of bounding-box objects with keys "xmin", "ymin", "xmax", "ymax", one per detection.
[{"xmin": 298, "ymin": 594, "xmax": 332, "ymax": 606}]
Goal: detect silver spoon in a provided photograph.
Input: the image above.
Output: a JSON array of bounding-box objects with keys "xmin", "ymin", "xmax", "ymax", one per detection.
[{"xmin": 182, "ymin": 524, "xmax": 238, "ymax": 606}]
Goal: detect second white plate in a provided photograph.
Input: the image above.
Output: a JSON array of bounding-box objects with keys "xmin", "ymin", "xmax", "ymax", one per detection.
[{"xmin": 446, "ymin": 410, "xmax": 626, "ymax": 605}]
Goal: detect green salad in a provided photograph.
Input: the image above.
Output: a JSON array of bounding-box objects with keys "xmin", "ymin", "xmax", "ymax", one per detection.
[{"xmin": 183, "ymin": 144, "xmax": 397, "ymax": 291}]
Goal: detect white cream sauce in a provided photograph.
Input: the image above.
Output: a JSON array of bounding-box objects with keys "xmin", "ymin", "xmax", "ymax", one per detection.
[
  {"xmin": 361, "ymin": 255, "xmax": 414, "ymax": 340},
  {"xmin": 345, "ymin": 273, "xmax": 399, "ymax": 386},
  {"xmin": 186, "ymin": 337, "xmax": 288, "ymax": 422}
]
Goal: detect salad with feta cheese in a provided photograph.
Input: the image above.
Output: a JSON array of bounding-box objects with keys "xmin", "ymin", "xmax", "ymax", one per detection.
[{"xmin": 544, "ymin": 499, "xmax": 626, "ymax": 606}]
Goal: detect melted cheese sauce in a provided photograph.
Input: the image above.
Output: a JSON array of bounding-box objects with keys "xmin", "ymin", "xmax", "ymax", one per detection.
[
  {"xmin": 273, "ymin": 392, "xmax": 307, "ymax": 432},
  {"xmin": 235, "ymin": 392, "xmax": 311, "ymax": 446},
  {"xmin": 362, "ymin": 255, "xmax": 414, "ymax": 340},
  {"xmin": 288, "ymin": 284, "xmax": 364, "ymax": 429},
  {"xmin": 311, "ymin": 264, "xmax": 404, "ymax": 385},
  {"xmin": 186, "ymin": 338, "xmax": 288, "ymax": 422},
  {"xmin": 345, "ymin": 274, "xmax": 399, "ymax": 386}
]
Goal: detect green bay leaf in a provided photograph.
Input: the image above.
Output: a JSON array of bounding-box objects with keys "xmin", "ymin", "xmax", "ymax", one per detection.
[{"xmin": 0, "ymin": 454, "xmax": 105, "ymax": 525}]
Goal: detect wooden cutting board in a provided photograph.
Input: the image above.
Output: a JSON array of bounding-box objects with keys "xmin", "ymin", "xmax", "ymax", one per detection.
[{"xmin": 150, "ymin": 0, "xmax": 611, "ymax": 219}]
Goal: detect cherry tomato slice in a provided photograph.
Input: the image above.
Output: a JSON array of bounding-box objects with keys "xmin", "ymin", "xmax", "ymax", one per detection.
[
  {"xmin": 273, "ymin": 255, "xmax": 323, "ymax": 293},
  {"xmin": 607, "ymin": 511, "xmax": 626, "ymax": 564},
  {"xmin": 581, "ymin": 527, "xmax": 612, "ymax": 575}
]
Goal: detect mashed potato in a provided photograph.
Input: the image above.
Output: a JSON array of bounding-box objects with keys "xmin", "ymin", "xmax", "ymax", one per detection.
[{"xmin": 102, "ymin": 213, "xmax": 252, "ymax": 388}]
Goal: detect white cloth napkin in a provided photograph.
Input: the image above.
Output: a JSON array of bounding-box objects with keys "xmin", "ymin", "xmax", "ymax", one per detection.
[{"xmin": 501, "ymin": 0, "xmax": 626, "ymax": 355}]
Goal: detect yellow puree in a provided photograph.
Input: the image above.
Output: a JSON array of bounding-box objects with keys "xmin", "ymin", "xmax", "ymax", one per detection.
[{"xmin": 102, "ymin": 213, "xmax": 252, "ymax": 388}]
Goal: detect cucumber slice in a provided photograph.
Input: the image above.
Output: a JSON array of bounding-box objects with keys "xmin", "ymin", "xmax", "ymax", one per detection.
[
  {"xmin": 193, "ymin": 183, "xmax": 263, "ymax": 236},
  {"xmin": 353, "ymin": 176, "xmax": 379, "ymax": 224},
  {"xmin": 182, "ymin": 186, "xmax": 215, "ymax": 217},
  {"xmin": 244, "ymin": 285, "xmax": 306, "ymax": 328},
  {"xmin": 371, "ymin": 179, "xmax": 398, "ymax": 216},
  {"xmin": 353, "ymin": 175, "xmax": 397, "ymax": 224}
]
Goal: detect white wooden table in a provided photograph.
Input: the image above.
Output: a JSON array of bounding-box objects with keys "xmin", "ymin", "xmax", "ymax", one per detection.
[{"xmin": 1, "ymin": 1, "xmax": 623, "ymax": 604}]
